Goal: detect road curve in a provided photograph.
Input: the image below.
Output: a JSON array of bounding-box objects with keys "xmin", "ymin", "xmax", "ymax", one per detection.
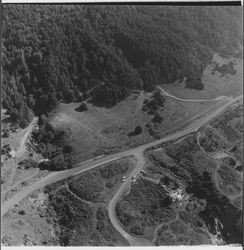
[
  {"xmin": 1, "ymin": 156, "xmax": 122, "ymax": 216},
  {"xmin": 2, "ymin": 94, "xmax": 242, "ymax": 217},
  {"xmin": 107, "ymin": 94, "xmax": 243, "ymax": 246},
  {"xmin": 107, "ymin": 152, "xmax": 153, "ymax": 246},
  {"xmin": 1, "ymin": 94, "xmax": 242, "ymax": 245},
  {"xmin": 157, "ymin": 85, "xmax": 227, "ymax": 102}
]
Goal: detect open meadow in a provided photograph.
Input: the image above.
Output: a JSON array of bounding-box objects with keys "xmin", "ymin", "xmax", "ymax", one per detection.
[{"xmin": 161, "ymin": 54, "xmax": 243, "ymax": 100}]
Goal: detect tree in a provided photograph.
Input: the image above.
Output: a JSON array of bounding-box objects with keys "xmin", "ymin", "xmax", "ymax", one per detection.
[
  {"xmin": 75, "ymin": 102, "xmax": 88, "ymax": 112},
  {"xmin": 48, "ymin": 93, "xmax": 58, "ymax": 110},
  {"xmin": 63, "ymin": 145, "xmax": 73, "ymax": 154},
  {"xmin": 39, "ymin": 114, "xmax": 47, "ymax": 127}
]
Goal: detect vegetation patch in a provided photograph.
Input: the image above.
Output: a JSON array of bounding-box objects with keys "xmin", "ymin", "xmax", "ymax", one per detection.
[
  {"xmin": 142, "ymin": 91, "xmax": 165, "ymax": 114},
  {"xmin": 75, "ymin": 103, "xmax": 88, "ymax": 112},
  {"xmin": 186, "ymin": 169, "xmax": 242, "ymax": 244},
  {"xmin": 185, "ymin": 77, "xmax": 204, "ymax": 90},
  {"xmin": 3, "ymin": 6, "xmax": 241, "ymax": 124},
  {"xmin": 32, "ymin": 118, "xmax": 75, "ymax": 171},
  {"xmin": 199, "ymin": 127, "xmax": 230, "ymax": 153},
  {"xmin": 211, "ymin": 105, "xmax": 243, "ymax": 144},
  {"xmin": 213, "ymin": 61, "xmax": 237, "ymax": 76},
  {"xmin": 44, "ymin": 158, "xmax": 134, "ymax": 246},
  {"xmin": 46, "ymin": 187, "xmax": 95, "ymax": 246},
  {"xmin": 146, "ymin": 129, "xmax": 242, "ymax": 245},
  {"xmin": 69, "ymin": 172, "xmax": 105, "ymax": 202},
  {"xmin": 127, "ymin": 126, "xmax": 143, "ymax": 137},
  {"xmin": 117, "ymin": 178, "xmax": 176, "ymax": 240},
  {"xmin": 68, "ymin": 158, "xmax": 133, "ymax": 202},
  {"xmin": 216, "ymin": 162, "xmax": 242, "ymax": 197}
]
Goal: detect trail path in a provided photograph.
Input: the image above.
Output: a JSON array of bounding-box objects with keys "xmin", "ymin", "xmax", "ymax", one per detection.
[
  {"xmin": 157, "ymin": 86, "xmax": 227, "ymax": 102},
  {"xmin": 1, "ymin": 94, "xmax": 242, "ymax": 246},
  {"xmin": 1, "ymin": 118, "xmax": 38, "ymax": 202}
]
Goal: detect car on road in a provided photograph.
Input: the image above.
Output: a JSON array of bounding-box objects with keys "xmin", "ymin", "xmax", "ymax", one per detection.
[
  {"xmin": 121, "ymin": 176, "xmax": 126, "ymax": 182},
  {"xmin": 131, "ymin": 175, "xmax": 137, "ymax": 182}
]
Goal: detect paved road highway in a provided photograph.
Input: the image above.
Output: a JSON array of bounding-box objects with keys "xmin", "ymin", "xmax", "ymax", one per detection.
[{"xmin": 1, "ymin": 93, "xmax": 242, "ymax": 245}]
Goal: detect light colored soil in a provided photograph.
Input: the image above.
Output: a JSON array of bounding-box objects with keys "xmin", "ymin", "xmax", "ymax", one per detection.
[
  {"xmin": 1, "ymin": 189, "xmax": 58, "ymax": 246},
  {"xmin": 231, "ymin": 195, "xmax": 242, "ymax": 210},
  {"xmin": 3, "ymin": 170, "xmax": 49, "ymax": 203},
  {"xmin": 1, "ymin": 117, "xmax": 41, "ymax": 201},
  {"xmin": 161, "ymin": 54, "xmax": 243, "ymax": 99},
  {"xmin": 1, "ymin": 109, "xmax": 9, "ymax": 122}
]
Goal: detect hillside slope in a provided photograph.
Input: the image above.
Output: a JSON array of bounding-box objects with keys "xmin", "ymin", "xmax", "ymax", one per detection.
[{"xmin": 2, "ymin": 5, "xmax": 243, "ymax": 124}]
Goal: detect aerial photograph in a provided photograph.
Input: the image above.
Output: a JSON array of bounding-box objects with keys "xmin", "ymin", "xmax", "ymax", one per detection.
[{"xmin": 1, "ymin": 2, "xmax": 243, "ymax": 247}]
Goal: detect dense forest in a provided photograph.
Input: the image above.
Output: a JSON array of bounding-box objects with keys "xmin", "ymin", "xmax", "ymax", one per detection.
[{"xmin": 1, "ymin": 5, "xmax": 242, "ymax": 125}]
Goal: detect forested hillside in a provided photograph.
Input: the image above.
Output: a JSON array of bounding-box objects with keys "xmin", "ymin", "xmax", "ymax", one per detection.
[{"xmin": 2, "ymin": 5, "xmax": 242, "ymax": 125}]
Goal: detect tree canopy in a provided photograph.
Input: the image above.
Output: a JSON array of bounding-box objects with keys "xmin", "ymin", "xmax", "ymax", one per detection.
[{"xmin": 2, "ymin": 5, "xmax": 242, "ymax": 124}]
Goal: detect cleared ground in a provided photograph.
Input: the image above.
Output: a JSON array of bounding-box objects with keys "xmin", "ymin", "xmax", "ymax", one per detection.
[
  {"xmin": 1, "ymin": 189, "xmax": 58, "ymax": 246},
  {"xmin": 1, "ymin": 116, "xmax": 43, "ymax": 204}
]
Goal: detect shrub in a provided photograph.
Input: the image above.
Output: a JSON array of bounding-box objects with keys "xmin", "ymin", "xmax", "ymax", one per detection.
[
  {"xmin": 185, "ymin": 77, "xmax": 204, "ymax": 90},
  {"xmin": 50, "ymin": 157, "xmax": 68, "ymax": 171},
  {"xmin": 127, "ymin": 126, "xmax": 142, "ymax": 136},
  {"xmin": 96, "ymin": 221, "xmax": 105, "ymax": 231},
  {"xmin": 22, "ymin": 159, "xmax": 38, "ymax": 169},
  {"xmin": 18, "ymin": 210, "xmax": 25, "ymax": 215},
  {"xmin": 96, "ymin": 208, "xmax": 105, "ymax": 220},
  {"xmin": 75, "ymin": 102, "xmax": 88, "ymax": 112},
  {"xmin": 62, "ymin": 145, "xmax": 73, "ymax": 154},
  {"xmin": 130, "ymin": 224, "xmax": 144, "ymax": 235},
  {"xmin": 106, "ymin": 182, "xmax": 114, "ymax": 188}
]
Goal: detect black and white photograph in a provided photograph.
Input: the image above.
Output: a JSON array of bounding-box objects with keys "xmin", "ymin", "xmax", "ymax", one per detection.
[{"xmin": 1, "ymin": 0, "xmax": 243, "ymax": 247}]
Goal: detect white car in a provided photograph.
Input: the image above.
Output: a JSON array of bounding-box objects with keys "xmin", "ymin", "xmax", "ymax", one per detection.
[{"xmin": 121, "ymin": 176, "xmax": 126, "ymax": 182}]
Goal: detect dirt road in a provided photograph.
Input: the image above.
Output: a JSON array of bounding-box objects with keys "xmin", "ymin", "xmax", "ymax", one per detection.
[
  {"xmin": 1, "ymin": 118, "xmax": 38, "ymax": 203},
  {"xmin": 157, "ymin": 85, "xmax": 227, "ymax": 102},
  {"xmin": 1, "ymin": 94, "xmax": 242, "ymax": 245}
]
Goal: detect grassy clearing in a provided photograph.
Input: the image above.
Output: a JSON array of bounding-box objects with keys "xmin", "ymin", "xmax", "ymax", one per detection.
[
  {"xmin": 48, "ymin": 89, "xmax": 217, "ymax": 163},
  {"xmin": 161, "ymin": 54, "xmax": 243, "ymax": 100},
  {"xmin": 1, "ymin": 189, "xmax": 58, "ymax": 246},
  {"xmin": 49, "ymin": 92, "xmax": 152, "ymax": 161}
]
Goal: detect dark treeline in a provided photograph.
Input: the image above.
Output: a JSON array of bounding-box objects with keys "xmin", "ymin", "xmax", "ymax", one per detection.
[{"xmin": 2, "ymin": 5, "xmax": 242, "ymax": 124}]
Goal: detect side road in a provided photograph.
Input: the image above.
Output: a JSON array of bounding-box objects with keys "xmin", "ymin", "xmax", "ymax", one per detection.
[{"xmin": 1, "ymin": 94, "xmax": 242, "ymax": 245}]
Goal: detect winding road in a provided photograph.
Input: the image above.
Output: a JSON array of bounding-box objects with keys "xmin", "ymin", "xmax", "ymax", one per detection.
[{"xmin": 1, "ymin": 93, "xmax": 242, "ymax": 246}]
